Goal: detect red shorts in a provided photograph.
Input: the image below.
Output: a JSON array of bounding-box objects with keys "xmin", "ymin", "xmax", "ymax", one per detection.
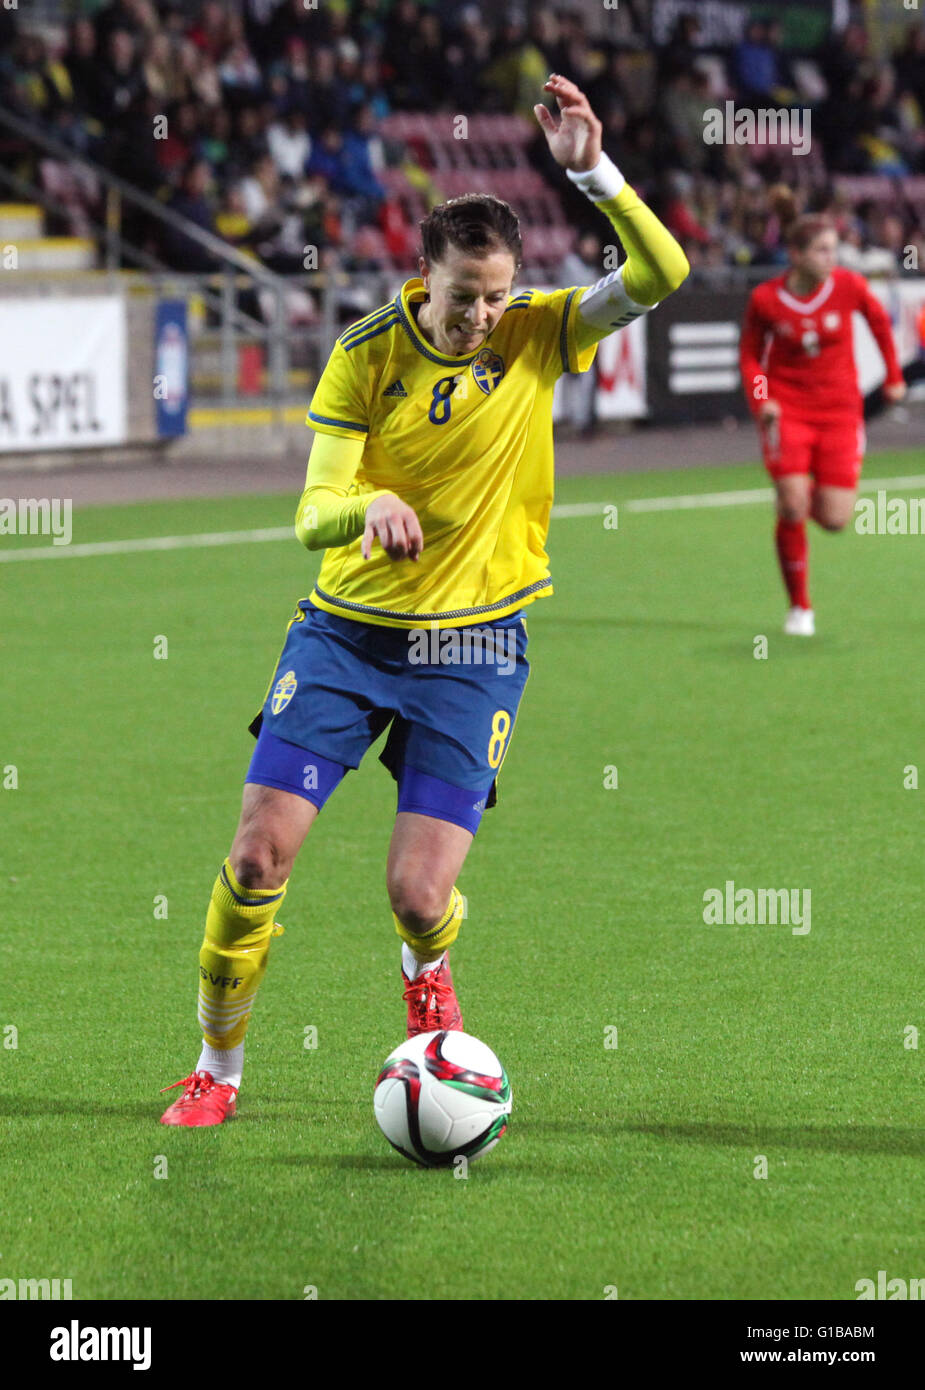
[{"xmin": 759, "ymin": 411, "xmax": 865, "ymax": 489}]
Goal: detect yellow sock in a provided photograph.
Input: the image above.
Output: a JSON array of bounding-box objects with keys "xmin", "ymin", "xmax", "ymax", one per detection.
[
  {"xmin": 198, "ymin": 859, "xmax": 287, "ymax": 1050},
  {"xmin": 393, "ymin": 885, "xmax": 463, "ymax": 963}
]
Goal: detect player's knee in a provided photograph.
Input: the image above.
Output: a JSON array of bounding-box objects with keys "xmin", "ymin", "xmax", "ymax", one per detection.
[
  {"xmin": 230, "ymin": 839, "xmax": 290, "ymax": 889},
  {"xmin": 387, "ymin": 876, "xmax": 447, "ymax": 935},
  {"xmin": 778, "ymin": 500, "xmax": 809, "ymax": 524},
  {"xmin": 814, "ymin": 513, "xmax": 847, "ymax": 533}
]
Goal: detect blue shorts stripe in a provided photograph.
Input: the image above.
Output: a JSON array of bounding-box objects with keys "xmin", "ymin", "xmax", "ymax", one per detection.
[
  {"xmin": 397, "ymin": 765, "xmax": 489, "ymax": 835},
  {"xmin": 245, "ymin": 727, "xmax": 348, "ymax": 811}
]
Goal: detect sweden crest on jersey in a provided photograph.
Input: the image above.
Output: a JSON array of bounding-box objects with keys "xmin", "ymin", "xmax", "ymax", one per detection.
[
  {"xmin": 271, "ymin": 669, "xmax": 298, "ymax": 714},
  {"xmin": 472, "ymin": 348, "xmax": 504, "ymax": 396}
]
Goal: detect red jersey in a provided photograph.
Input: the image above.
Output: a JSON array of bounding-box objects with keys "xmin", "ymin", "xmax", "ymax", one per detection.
[{"xmin": 740, "ymin": 266, "xmax": 902, "ymax": 418}]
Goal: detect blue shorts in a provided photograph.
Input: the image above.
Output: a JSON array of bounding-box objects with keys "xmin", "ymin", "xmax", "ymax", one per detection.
[{"xmin": 246, "ymin": 601, "xmax": 530, "ymax": 833}]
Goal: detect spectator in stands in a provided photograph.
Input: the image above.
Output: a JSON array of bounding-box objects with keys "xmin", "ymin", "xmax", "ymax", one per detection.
[
  {"xmin": 817, "ymin": 67, "xmax": 869, "ymax": 173},
  {"xmin": 410, "ymin": 12, "xmax": 462, "ymax": 112},
  {"xmin": 218, "ymin": 16, "xmax": 265, "ymax": 107},
  {"xmin": 585, "ymin": 43, "xmax": 632, "ymax": 125},
  {"xmin": 266, "ymin": 0, "xmax": 330, "ymax": 57},
  {"xmin": 10, "ymin": 32, "xmax": 73, "ymax": 122},
  {"xmin": 94, "ymin": 28, "xmax": 146, "ymax": 124},
  {"xmin": 267, "ymin": 106, "xmax": 312, "ymax": 181},
  {"xmin": 306, "ymin": 124, "xmax": 349, "ymax": 190},
  {"xmin": 658, "ymin": 12, "xmax": 704, "ymax": 86},
  {"xmin": 233, "ymin": 150, "xmax": 307, "ymax": 271},
  {"xmin": 653, "ymin": 171, "xmax": 712, "ymax": 254},
  {"xmin": 188, "ymin": 0, "xmax": 232, "ymax": 64},
  {"xmin": 238, "ymin": 151, "xmax": 283, "ymax": 231},
  {"xmin": 454, "ymin": 4, "xmax": 493, "ymax": 71},
  {"xmin": 854, "ymin": 68, "xmax": 911, "ymax": 176},
  {"xmin": 377, "ymin": 192, "xmax": 416, "ymax": 264},
  {"xmin": 265, "ymin": 36, "xmax": 311, "ymax": 116},
  {"xmin": 525, "ymin": 6, "xmax": 570, "ymax": 77},
  {"xmin": 357, "ymin": 55, "xmax": 391, "ymax": 122},
  {"xmin": 662, "ymin": 69, "xmax": 715, "ymax": 173},
  {"xmin": 201, "ymin": 105, "xmax": 233, "ymax": 176},
  {"xmin": 215, "ymin": 183, "xmax": 256, "ymax": 251},
  {"xmin": 553, "ymin": 7, "xmax": 598, "ymax": 85},
  {"xmin": 319, "ymin": 4, "xmax": 353, "ymax": 55},
  {"xmin": 95, "ymin": 0, "xmax": 148, "ymax": 48},
  {"xmin": 482, "ymin": 13, "xmax": 549, "ymax": 118},
  {"xmin": 381, "ymin": 0, "xmax": 428, "ymax": 108},
  {"xmin": 64, "ymin": 19, "xmax": 105, "ymax": 120},
  {"xmin": 228, "ymin": 103, "xmax": 269, "ymax": 174},
  {"xmin": 732, "ymin": 20, "xmax": 792, "ymax": 110},
  {"xmin": 154, "ymin": 99, "xmax": 204, "ymax": 179},
  {"xmin": 838, "ymin": 214, "xmax": 902, "ymax": 277},
  {"xmin": 334, "ymin": 39, "xmax": 368, "ymax": 113},
  {"xmin": 557, "ymin": 230, "xmax": 602, "ymax": 438},
  {"xmin": 303, "ymin": 43, "xmax": 354, "ymax": 132},
  {"xmin": 867, "ymin": 210, "xmax": 907, "ymax": 271},
  {"xmin": 128, "ymin": 0, "xmax": 161, "ymax": 43},
  {"xmin": 741, "ymin": 210, "xmax": 787, "ymax": 267},
  {"xmin": 339, "ymin": 102, "xmax": 386, "ymax": 205},
  {"xmin": 615, "ymin": 113, "xmax": 661, "ymax": 192},
  {"xmin": 163, "ymin": 156, "xmax": 220, "ymax": 271},
  {"xmin": 241, "ymin": 0, "xmax": 281, "ymax": 65},
  {"xmin": 295, "ymin": 172, "xmax": 332, "ymax": 254},
  {"xmin": 349, "ymin": 0, "xmax": 388, "ymax": 50},
  {"xmin": 141, "ymin": 31, "xmax": 186, "ymax": 107},
  {"xmin": 177, "ymin": 34, "xmax": 223, "ymax": 108},
  {"xmin": 895, "ymin": 26, "xmax": 925, "ymax": 110},
  {"xmin": 817, "ymin": 23, "xmax": 876, "ymax": 171}
]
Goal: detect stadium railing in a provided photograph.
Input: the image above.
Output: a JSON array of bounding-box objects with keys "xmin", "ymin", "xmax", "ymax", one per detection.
[{"xmin": 0, "ymin": 102, "xmax": 334, "ymax": 413}]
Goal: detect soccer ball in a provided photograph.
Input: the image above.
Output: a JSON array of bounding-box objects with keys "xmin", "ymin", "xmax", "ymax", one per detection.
[{"xmin": 374, "ymin": 1030, "xmax": 512, "ymax": 1167}]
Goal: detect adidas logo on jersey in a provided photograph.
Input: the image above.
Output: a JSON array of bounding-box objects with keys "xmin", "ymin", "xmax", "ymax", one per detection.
[{"xmin": 383, "ymin": 379, "xmax": 407, "ymax": 397}]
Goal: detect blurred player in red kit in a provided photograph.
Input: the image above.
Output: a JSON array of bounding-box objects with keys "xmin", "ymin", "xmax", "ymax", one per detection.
[{"xmin": 740, "ymin": 200, "xmax": 906, "ymax": 635}]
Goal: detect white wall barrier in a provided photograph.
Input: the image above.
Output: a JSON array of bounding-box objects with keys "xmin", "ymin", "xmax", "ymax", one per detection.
[{"xmin": 0, "ymin": 296, "xmax": 127, "ymax": 453}]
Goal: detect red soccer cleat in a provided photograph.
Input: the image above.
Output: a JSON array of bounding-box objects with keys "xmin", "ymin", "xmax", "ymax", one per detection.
[
  {"xmin": 159, "ymin": 1070, "xmax": 237, "ymax": 1127},
  {"xmin": 402, "ymin": 954, "xmax": 464, "ymax": 1038}
]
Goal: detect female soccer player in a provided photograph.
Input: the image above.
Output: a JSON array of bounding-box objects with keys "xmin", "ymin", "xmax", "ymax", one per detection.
[
  {"xmin": 740, "ymin": 200, "xmax": 906, "ymax": 635},
  {"xmin": 160, "ymin": 75, "xmax": 689, "ymax": 1126}
]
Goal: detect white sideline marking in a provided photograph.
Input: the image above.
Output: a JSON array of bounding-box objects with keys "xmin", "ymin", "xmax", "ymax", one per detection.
[
  {"xmin": 553, "ymin": 488, "xmax": 774, "ymax": 517},
  {"xmin": 4, "ymin": 475, "xmax": 925, "ymax": 563},
  {"xmin": 0, "ymin": 525, "xmax": 293, "ymax": 562}
]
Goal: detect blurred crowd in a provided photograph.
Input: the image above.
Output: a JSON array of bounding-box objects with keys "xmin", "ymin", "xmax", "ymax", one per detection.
[{"xmin": 1, "ymin": 0, "xmax": 924, "ymax": 279}]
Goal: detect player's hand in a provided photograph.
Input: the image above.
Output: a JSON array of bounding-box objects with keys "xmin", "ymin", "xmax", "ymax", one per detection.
[
  {"xmin": 363, "ymin": 493, "xmax": 424, "ymax": 562},
  {"xmin": 883, "ymin": 380, "xmax": 907, "ymax": 403},
  {"xmin": 533, "ymin": 75, "xmax": 602, "ymax": 173},
  {"xmin": 758, "ymin": 399, "xmax": 781, "ymax": 454}
]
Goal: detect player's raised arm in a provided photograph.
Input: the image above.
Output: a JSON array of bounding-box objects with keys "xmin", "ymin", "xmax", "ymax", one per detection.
[
  {"xmin": 534, "ymin": 75, "xmax": 689, "ymax": 345},
  {"xmin": 296, "ymin": 433, "xmax": 423, "ymax": 561}
]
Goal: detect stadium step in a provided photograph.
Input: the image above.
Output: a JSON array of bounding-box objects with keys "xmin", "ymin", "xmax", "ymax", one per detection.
[
  {"xmin": 11, "ymin": 237, "xmax": 96, "ymax": 271},
  {"xmin": 0, "ymin": 202, "xmax": 43, "ymax": 240}
]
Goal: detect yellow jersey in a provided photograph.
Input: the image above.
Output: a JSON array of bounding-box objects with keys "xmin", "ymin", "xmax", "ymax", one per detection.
[{"xmin": 303, "ymin": 275, "xmax": 597, "ymax": 628}]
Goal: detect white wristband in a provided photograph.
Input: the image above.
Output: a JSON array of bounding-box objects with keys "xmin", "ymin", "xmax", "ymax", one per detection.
[{"xmin": 566, "ymin": 152, "xmax": 625, "ymax": 202}]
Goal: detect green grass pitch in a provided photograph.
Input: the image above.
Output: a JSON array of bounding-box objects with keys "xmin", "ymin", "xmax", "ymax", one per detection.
[{"xmin": 2, "ymin": 446, "xmax": 924, "ymax": 1301}]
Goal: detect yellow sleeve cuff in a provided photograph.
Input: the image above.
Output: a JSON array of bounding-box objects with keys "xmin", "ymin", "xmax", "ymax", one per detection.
[{"xmin": 294, "ymin": 433, "xmax": 391, "ymax": 551}]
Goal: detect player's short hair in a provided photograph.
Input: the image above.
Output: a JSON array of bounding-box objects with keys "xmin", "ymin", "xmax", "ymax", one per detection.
[{"xmin": 419, "ymin": 194, "xmax": 522, "ymax": 272}]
